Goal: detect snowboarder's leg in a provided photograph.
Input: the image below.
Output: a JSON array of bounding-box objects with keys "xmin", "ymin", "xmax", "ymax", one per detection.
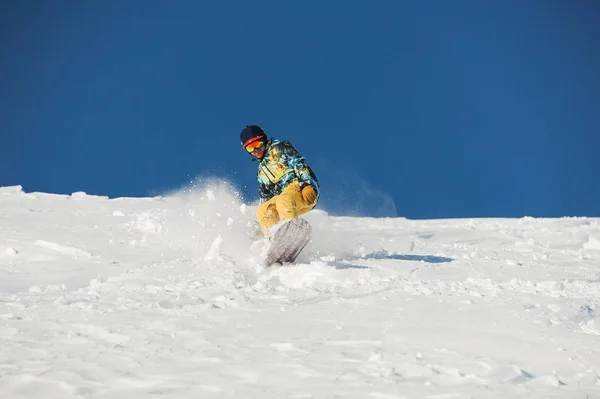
[
  {"xmin": 273, "ymin": 183, "xmax": 317, "ymax": 222},
  {"xmin": 256, "ymin": 182, "xmax": 318, "ymax": 238},
  {"xmin": 274, "ymin": 189, "xmax": 299, "ymax": 221},
  {"xmin": 256, "ymin": 190, "xmax": 298, "ymax": 237},
  {"xmin": 277, "ymin": 181, "xmax": 317, "ymax": 218},
  {"xmin": 256, "ymin": 198, "xmax": 280, "ymax": 237}
]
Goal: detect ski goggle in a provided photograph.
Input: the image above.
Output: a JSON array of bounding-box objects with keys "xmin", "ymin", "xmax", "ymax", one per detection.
[{"xmin": 245, "ymin": 140, "xmax": 265, "ymax": 153}]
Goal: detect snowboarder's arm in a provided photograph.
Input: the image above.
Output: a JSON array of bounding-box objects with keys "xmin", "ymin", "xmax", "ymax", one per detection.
[
  {"xmin": 294, "ymin": 159, "xmax": 316, "ymax": 188},
  {"xmin": 278, "ymin": 142, "xmax": 318, "ymax": 188}
]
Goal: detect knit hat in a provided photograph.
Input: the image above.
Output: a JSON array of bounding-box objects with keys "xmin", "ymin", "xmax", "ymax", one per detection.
[{"xmin": 240, "ymin": 125, "xmax": 267, "ymax": 147}]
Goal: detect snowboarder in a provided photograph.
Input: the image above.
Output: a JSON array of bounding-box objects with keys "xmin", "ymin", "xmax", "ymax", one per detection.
[{"xmin": 240, "ymin": 125, "xmax": 319, "ymax": 238}]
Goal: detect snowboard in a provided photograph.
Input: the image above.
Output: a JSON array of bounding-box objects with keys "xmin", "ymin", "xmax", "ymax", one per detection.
[{"xmin": 265, "ymin": 218, "xmax": 312, "ymax": 266}]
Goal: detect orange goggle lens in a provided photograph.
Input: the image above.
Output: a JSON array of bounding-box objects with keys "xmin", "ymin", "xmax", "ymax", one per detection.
[{"xmin": 245, "ymin": 140, "xmax": 265, "ymax": 152}]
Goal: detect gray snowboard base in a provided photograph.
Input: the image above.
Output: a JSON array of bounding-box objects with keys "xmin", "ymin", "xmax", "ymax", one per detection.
[{"xmin": 265, "ymin": 218, "xmax": 312, "ymax": 266}]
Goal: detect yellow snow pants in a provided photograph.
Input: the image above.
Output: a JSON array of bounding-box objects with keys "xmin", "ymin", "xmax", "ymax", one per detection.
[{"xmin": 256, "ymin": 181, "xmax": 317, "ymax": 237}]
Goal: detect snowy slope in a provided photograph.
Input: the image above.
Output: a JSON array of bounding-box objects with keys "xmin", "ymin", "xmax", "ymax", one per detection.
[{"xmin": 1, "ymin": 184, "xmax": 600, "ymax": 399}]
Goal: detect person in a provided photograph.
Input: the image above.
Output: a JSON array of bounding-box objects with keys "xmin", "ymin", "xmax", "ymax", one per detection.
[{"xmin": 240, "ymin": 125, "xmax": 319, "ymax": 238}]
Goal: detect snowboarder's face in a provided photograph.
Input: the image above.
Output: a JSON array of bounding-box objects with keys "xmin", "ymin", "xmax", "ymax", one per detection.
[
  {"xmin": 250, "ymin": 144, "xmax": 266, "ymax": 159},
  {"xmin": 245, "ymin": 139, "xmax": 266, "ymax": 159}
]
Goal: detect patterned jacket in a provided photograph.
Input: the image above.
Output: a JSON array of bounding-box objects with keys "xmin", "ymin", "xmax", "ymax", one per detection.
[{"xmin": 256, "ymin": 139, "xmax": 319, "ymax": 203}]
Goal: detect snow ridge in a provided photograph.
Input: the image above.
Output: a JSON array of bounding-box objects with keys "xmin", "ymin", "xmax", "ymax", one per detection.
[{"xmin": 1, "ymin": 184, "xmax": 599, "ymax": 398}]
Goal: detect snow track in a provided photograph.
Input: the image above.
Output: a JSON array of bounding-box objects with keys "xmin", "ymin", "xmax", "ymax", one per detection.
[{"xmin": 1, "ymin": 185, "xmax": 600, "ymax": 398}]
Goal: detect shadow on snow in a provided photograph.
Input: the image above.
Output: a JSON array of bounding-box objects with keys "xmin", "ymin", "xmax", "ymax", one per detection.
[
  {"xmin": 330, "ymin": 262, "xmax": 370, "ymax": 270},
  {"xmin": 320, "ymin": 250, "xmax": 453, "ymax": 270},
  {"xmin": 365, "ymin": 250, "xmax": 453, "ymax": 264}
]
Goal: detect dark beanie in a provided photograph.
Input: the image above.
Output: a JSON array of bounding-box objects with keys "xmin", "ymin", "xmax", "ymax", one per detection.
[{"xmin": 240, "ymin": 125, "xmax": 267, "ymax": 147}]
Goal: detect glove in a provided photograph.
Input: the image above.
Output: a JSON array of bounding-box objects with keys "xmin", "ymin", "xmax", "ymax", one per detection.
[{"xmin": 301, "ymin": 184, "xmax": 317, "ymax": 205}]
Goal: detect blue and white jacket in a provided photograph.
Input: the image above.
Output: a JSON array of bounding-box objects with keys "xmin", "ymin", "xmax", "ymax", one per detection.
[{"xmin": 256, "ymin": 138, "xmax": 319, "ymax": 203}]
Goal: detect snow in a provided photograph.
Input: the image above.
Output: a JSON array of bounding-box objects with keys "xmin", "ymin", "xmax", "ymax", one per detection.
[{"xmin": 1, "ymin": 183, "xmax": 600, "ymax": 398}]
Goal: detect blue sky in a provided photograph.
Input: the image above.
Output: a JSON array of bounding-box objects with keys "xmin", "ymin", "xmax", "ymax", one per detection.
[{"xmin": 1, "ymin": 1, "xmax": 599, "ymax": 219}]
